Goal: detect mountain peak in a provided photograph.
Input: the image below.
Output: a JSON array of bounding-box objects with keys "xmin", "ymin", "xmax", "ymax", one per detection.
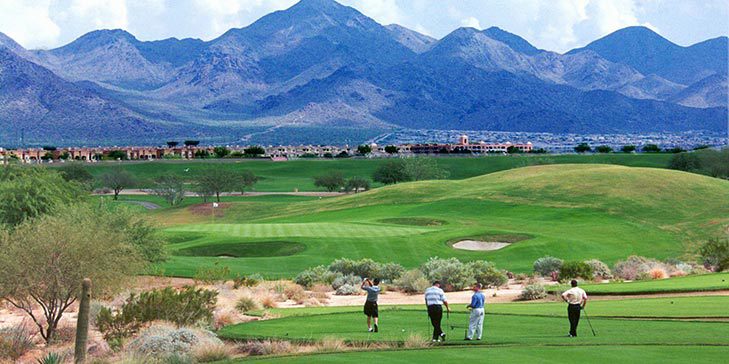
[
  {"xmin": 482, "ymin": 26, "xmax": 541, "ymax": 55},
  {"xmin": 52, "ymin": 29, "xmax": 138, "ymax": 55}
]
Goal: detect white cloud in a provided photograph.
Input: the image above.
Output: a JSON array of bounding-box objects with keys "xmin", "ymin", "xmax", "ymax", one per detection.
[
  {"xmin": 460, "ymin": 16, "xmax": 481, "ymax": 30},
  {"xmin": 338, "ymin": 0, "xmax": 405, "ymax": 25},
  {"xmin": 69, "ymin": 0, "xmax": 128, "ymax": 29},
  {"xmin": 0, "ymin": 0, "xmax": 60, "ymax": 49}
]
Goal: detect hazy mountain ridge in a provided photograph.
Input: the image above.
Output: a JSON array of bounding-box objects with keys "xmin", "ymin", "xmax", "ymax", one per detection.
[{"xmin": 0, "ymin": 0, "xmax": 726, "ymax": 145}]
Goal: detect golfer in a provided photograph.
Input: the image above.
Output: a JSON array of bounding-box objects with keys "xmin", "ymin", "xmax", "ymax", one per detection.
[
  {"xmin": 465, "ymin": 283, "xmax": 485, "ymax": 340},
  {"xmin": 424, "ymin": 281, "xmax": 450, "ymax": 342},
  {"xmin": 361, "ymin": 277, "xmax": 380, "ymax": 332},
  {"xmin": 561, "ymin": 279, "xmax": 588, "ymax": 337}
]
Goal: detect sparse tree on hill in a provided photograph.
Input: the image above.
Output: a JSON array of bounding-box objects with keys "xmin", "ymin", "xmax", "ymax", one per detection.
[
  {"xmin": 184, "ymin": 140, "xmax": 200, "ymax": 146},
  {"xmin": 384, "ymin": 145, "xmax": 398, "ymax": 154},
  {"xmin": 372, "ymin": 160, "xmax": 409, "ymax": 185},
  {"xmin": 194, "ymin": 149, "xmax": 210, "ymax": 159},
  {"xmin": 153, "ymin": 174, "xmax": 186, "ymax": 206},
  {"xmin": 213, "ymin": 146, "xmax": 230, "ymax": 158},
  {"xmin": 595, "ymin": 145, "xmax": 613, "ymax": 153},
  {"xmin": 100, "ymin": 167, "xmax": 136, "ymax": 200},
  {"xmin": 313, "ymin": 171, "xmax": 346, "ymax": 192},
  {"xmin": 357, "ymin": 145, "xmax": 372, "ymax": 156},
  {"xmin": 239, "ymin": 170, "xmax": 259, "ymax": 195},
  {"xmin": 166, "ymin": 141, "xmax": 179, "ymax": 148},
  {"xmin": 403, "ymin": 158, "xmax": 448, "ymax": 181},
  {"xmin": 345, "ymin": 176, "xmax": 370, "ymax": 193},
  {"xmin": 574, "ymin": 143, "xmax": 591, "ymax": 153},
  {"xmin": 668, "ymin": 153, "xmax": 701, "ymax": 172},
  {"xmin": 195, "ymin": 166, "xmax": 237, "ymax": 202},
  {"xmin": 641, "ymin": 144, "xmax": 661, "ymax": 153},
  {"xmin": 620, "ymin": 145, "xmax": 636, "ymax": 153},
  {"xmin": 0, "ymin": 206, "xmax": 144, "ymax": 344}
]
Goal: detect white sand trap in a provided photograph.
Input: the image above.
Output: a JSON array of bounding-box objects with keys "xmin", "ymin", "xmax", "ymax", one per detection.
[{"xmin": 453, "ymin": 240, "xmax": 510, "ymax": 251}]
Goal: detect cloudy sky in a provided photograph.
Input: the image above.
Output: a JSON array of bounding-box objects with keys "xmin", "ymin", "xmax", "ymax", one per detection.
[{"xmin": 1, "ymin": 0, "xmax": 727, "ymax": 53}]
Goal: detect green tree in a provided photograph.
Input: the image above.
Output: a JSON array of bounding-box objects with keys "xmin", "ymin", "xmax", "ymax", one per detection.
[
  {"xmin": 0, "ymin": 165, "xmax": 85, "ymax": 226},
  {"xmin": 166, "ymin": 141, "xmax": 179, "ymax": 148},
  {"xmin": 239, "ymin": 170, "xmax": 259, "ymax": 194},
  {"xmin": 0, "ymin": 206, "xmax": 144, "ymax": 344},
  {"xmin": 184, "ymin": 140, "xmax": 200, "ymax": 146},
  {"xmin": 152, "ymin": 174, "xmax": 186, "ymax": 206},
  {"xmin": 699, "ymin": 148, "xmax": 729, "ymax": 179},
  {"xmin": 106, "ymin": 150, "xmax": 126, "ymax": 160},
  {"xmin": 699, "ymin": 238, "xmax": 729, "ymax": 272},
  {"xmin": 372, "ymin": 159, "xmax": 409, "ymax": 184},
  {"xmin": 194, "ymin": 149, "xmax": 210, "ymax": 159},
  {"xmin": 594, "ymin": 145, "xmax": 613, "ymax": 153},
  {"xmin": 403, "ymin": 158, "xmax": 448, "ymax": 181},
  {"xmin": 558, "ymin": 261, "xmax": 594, "ymax": 281},
  {"xmin": 620, "ymin": 145, "xmax": 636, "ymax": 153},
  {"xmin": 100, "ymin": 167, "xmax": 136, "ymax": 200},
  {"xmin": 357, "ymin": 145, "xmax": 372, "ymax": 156},
  {"xmin": 668, "ymin": 152, "xmax": 701, "ymax": 172},
  {"xmin": 336, "ymin": 151, "xmax": 350, "ymax": 158},
  {"xmin": 244, "ymin": 146, "xmax": 266, "ymax": 157},
  {"xmin": 58, "ymin": 152, "xmax": 70, "ymax": 160},
  {"xmin": 506, "ymin": 145, "xmax": 522, "ymax": 154},
  {"xmin": 384, "ymin": 145, "xmax": 398, "ymax": 154},
  {"xmin": 641, "ymin": 144, "xmax": 661, "ymax": 153},
  {"xmin": 41, "ymin": 152, "xmax": 54, "ymax": 161},
  {"xmin": 313, "ymin": 171, "xmax": 345, "ymax": 192},
  {"xmin": 213, "ymin": 146, "xmax": 230, "ymax": 158},
  {"xmin": 344, "ymin": 176, "xmax": 370, "ymax": 193},
  {"xmin": 574, "ymin": 143, "xmax": 591, "ymax": 153},
  {"xmin": 57, "ymin": 162, "xmax": 94, "ymax": 188},
  {"xmin": 195, "ymin": 166, "xmax": 237, "ymax": 202}
]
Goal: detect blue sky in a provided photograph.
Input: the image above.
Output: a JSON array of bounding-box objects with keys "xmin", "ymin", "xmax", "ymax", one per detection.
[{"xmin": 1, "ymin": 0, "xmax": 727, "ymax": 52}]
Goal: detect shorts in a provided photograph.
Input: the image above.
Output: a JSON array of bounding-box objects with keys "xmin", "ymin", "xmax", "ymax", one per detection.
[{"xmin": 364, "ymin": 301, "xmax": 378, "ymax": 318}]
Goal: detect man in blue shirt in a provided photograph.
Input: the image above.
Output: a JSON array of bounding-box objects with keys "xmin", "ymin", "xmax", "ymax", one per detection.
[
  {"xmin": 361, "ymin": 277, "xmax": 380, "ymax": 332},
  {"xmin": 465, "ymin": 283, "xmax": 485, "ymax": 340}
]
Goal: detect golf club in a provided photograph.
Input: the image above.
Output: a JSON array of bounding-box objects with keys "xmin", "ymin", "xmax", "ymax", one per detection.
[
  {"xmin": 450, "ymin": 324, "xmax": 469, "ymax": 340},
  {"xmin": 582, "ymin": 307, "xmax": 597, "ymax": 336},
  {"xmin": 445, "ymin": 310, "xmax": 450, "ymax": 341}
]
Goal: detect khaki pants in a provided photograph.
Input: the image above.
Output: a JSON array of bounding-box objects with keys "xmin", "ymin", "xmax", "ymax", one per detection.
[{"xmin": 468, "ymin": 308, "xmax": 484, "ymax": 340}]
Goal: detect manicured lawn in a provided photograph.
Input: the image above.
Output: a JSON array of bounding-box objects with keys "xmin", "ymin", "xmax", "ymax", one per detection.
[
  {"xmin": 77, "ymin": 154, "xmax": 672, "ymax": 192},
  {"xmin": 153, "ymin": 165, "xmax": 729, "ymax": 278},
  {"xmin": 562, "ymin": 272, "xmax": 729, "ymax": 295},
  {"xmin": 231, "ymin": 345, "xmax": 729, "ymax": 364}
]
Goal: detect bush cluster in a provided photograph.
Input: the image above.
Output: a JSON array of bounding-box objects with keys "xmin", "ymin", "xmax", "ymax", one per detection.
[
  {"xmin": 519, "ymin": 285, "xmax": 547, "ymax": 301},
  {"xmin": 295, "ymin": 259, "xmax": 404, "ymax": 289},
  {"xmin": 584, "ymin": 259, "xmax": 612, "ymax": 279},
  {"xmin": 126, "ymin": 324, "xmax": 222, "ymax": 361},
  {"xmin": 96, "ymin": 287, "xmax": 217, "ymax": 341},
  {"xmin": 533, "ymin": 256, "xmax": 563, "ymax": 276},
  {"xmin": 557, "ymin": 261, "xmax": 594, "ymax": 281},
  {"xmin": 0, "ymin": 324, "xmax": 35, "ymax": 361},
  {"xmin": 399, "ymin": 258, "xmax": 508, "ymax": 293}
]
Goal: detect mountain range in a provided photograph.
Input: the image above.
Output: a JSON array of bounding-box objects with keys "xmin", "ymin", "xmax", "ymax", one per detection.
[{"xmin": 0, "ymin": 0, "xmax": 726, "ymax": 146}]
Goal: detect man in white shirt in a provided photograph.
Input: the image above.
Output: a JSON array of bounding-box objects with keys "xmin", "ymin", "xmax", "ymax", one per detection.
[
  {"xmin": 424, "ymin": 281, "xmax": 450, "ymax": 342},
  {"xmin": 561, "ymin": 279, "xmax": 588, "ymax": 337}
]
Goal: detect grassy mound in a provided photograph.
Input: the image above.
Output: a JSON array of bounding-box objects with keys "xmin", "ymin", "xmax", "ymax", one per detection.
[
  {"xmin": 173, "ymin": 241, "xmax": 305, "ymax": 258},
  {"xmin": 155, "ymin": 165, "xmax": 729, "ymax": 277},
  {"xmin": 378, "ymin": 218, "xmax": 446, "ymax": 226}
]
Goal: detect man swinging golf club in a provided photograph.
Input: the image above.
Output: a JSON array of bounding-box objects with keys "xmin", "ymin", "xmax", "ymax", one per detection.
[
  {"xmin": 465, "ymin": 283, "xmax": 485, "ymax": 340},
  {"xmin": 424, "ymin": 281, "xmax": 450, "ymax": 342},
  {"xmin": 361, "ymin": 277, "xmax": 380, "ymax": 332},
  {"xmin": 561, "ymin": 279, "xmax": 588, "ymax": 337}
]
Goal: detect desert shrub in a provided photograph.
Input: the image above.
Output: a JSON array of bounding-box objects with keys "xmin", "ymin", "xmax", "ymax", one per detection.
[
  {"xmin": 699, "ymin": 238, "xmax": 729, "ymax": 272},
  {"xmin": 675, "ymin": 263, "xmax": 693, "ymax": 273},
  {"xmin": 402, "ymin": 333, "xmax": 432, "ymax": 348},
  {"xmin": 558, "ymin": 261, "xmax": 594, "ymax": 281},
  {"xmin": 419, "ymin": 257, "xmax": 471, "ymax": 291},
  {"xmin": 584, "ymin": 259, "xmax": 612, "ymax": 279},
  {"xmin": 634, "ymin": 272, "xmax": 652, "ymax": 281},
  {"xmin": 670, "ymin": 270, "xmax": 688, "ymax": 277},
  {"xmin": 240, "ymin": 340, "xmax": 293, "ymax": 356},
  {"xmin": 335, "ymin": 284, "xmax": 358, "ymax": 296},
  {"xmin": 97, "ymin": 287, "xmax": 217, "ymax": 341},
  {"xmin": 394, "ymin": 269, "xmax": 430, "ymax": 294},
  {"xmin": 259, "ymin": 295, "xmax": 277, "ymax": 309},
  {"xmin": 232, "ymin": 274, "xmax": 261, "ymax": 289},
  {"xmin": 193, "ymin": 265, "xmax": 231, "ymax": 286},
  {"xmin": 51, "ymin": 324, "xmax": 76, "ymax": 344},
  {"xmin": 36, "ymin": 352, "xmax": 65, "ymax": 364},
  {"xmin": 212, "ymin": 310, "xmax": 236, "ymax": 330},
  {"xmin": 467, "ymin": 260, "xmax": 508, "ymax": 288},
  {"xmin": 283, "ymin": 284, "xmax": 307, "ymax": 304},
  {"xmin": 316, "ymin": 337, "xmax": 346, "ymax": 352},
  {"xmin": 533, "ymin": 256, "xmax": 563, "ymax": 276},
  {"xmin": 331, "ymin": 274, "xmax": 363, "ymax": 290},
  {"xmin": 514, "ymin": 273, "xmax": 529, "ymax": 282},
  {"xmin": 310, "ymin": 283, "xmax": 331, "ymax": 293},
  {"xmin": 235, "ymin": 297, "xmax": 259, "ymax": 312},
  {"xmin": 294, "ymin": 265, "xmax": 333, "ymax": 288},
  {"xmin": 126, "ymin": 325, "xmax": 222, "ymax": 360},
  {"xmin": 648, "ymin": 268, "xmax": 668, "ymax": 280},
  {"xmin": 192, "ymin": 343, "xmax": 234, "ymax": 363},
  {"xmin": 519, "ymin": 285, "xmax": 547, "ymax": 301},
  {"xmin": 89, "ymin": 301, "xmax": 105, "ymax": 328},
  {"xmin": 379, "ymin": 263, "xmax": 405, "ymax": 281},
  {"xmin": 328, "ymin": 259, "xmax": 404, "ymax": 282},
  {"xmin": 613, "ymin": 256, "xmax": 653, "ymax": 280},
  {"xmin": 0, "ymin": 323, "xmax": 35, "ymax": 361}
]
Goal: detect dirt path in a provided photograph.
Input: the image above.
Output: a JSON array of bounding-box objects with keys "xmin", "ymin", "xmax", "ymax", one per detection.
[{"xmin": 96, "ymin": 190, "xmax": 345, "ymax": 197}]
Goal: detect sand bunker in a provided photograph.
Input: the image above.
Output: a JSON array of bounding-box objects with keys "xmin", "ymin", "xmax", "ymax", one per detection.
[{"xmin": 453, "ymin": 240, "xmax": 510, "ymax": 251}]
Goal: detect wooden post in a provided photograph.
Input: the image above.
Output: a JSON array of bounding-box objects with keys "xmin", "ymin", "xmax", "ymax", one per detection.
[{"xmin": 74, "ymin": 278, "xmax": 91, "ymax": 364}]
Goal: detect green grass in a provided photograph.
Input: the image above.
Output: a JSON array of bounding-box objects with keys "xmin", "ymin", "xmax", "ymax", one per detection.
[
  {"xmin": 560, "ymin": 272, "xmax": 729, "ymax": 295},
  {"xmin": 173, "ymin": 241, "xmax": 306, "ymax": 258},
  {"xmin": 232, "ymin": 346, "xmax": 729, "ymax": 364},
  {"xmin": 153, "ymin": 165, "xmax": 729, "ymax": 278},
  {"xmin": 75, "ymin": 154, "xmax": 672, "ymax": 192}
]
